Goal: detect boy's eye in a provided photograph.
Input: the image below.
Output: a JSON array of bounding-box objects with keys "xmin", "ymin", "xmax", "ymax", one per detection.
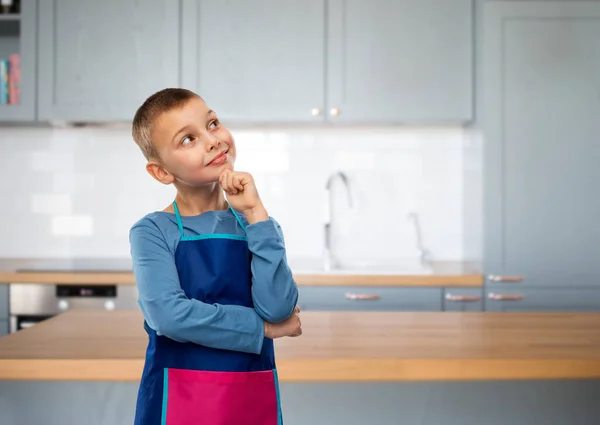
[
  {"xmin": 181, "ymin": 135, "xmax": 194, "ymax": 146},
  {"xmin": 208, "ymin": 120, "xmax": 219, "ymax": 130}
]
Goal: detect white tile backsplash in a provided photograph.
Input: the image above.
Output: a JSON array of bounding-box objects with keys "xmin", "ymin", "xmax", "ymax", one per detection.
[
  {"xmin": 51, "ymin": 215, "xmax": 94, "ymax": 236},
  {"xmin": 31, "ymin": 193, "xmax": 73, "ymax": 215},
  {"xmin": 0, "ymin": 125, "xmax": 482, "ymax": 262}
]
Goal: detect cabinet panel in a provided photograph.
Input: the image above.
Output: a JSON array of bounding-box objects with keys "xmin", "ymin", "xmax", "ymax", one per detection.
[
  {"xmin": 443, "ymin": 288, "xmax": 483, "ymax": 312},
  {"xmin": 298, "ymin": 286, "xmax": 442, "ymax": 311},
  {"xmin": 0, "ymin": 284, "xmax": 7, "ymax": 321},
  {"xmin": 485, "ymin": 287, "xmax": 600, "ymax": 312},
  {"xmin": 0, "ymin": 320, "xmax": 7, "ymax": 338},
  {"xmin": 483, "ymin": 2, "xmax": 600, "ymax": 287},
  {"xmin": 37, "ymin": 0, "xmax": 180, "ymax": 121},
  {"xmin": 327, "ymin": 0, "xmax": 473, "ymax": 123},
  {"xmin": 182, "ymin": 0, "xmax": 325, "ymax": 123}
]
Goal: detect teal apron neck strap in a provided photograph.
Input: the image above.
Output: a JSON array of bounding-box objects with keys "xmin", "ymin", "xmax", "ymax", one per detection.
[
  {"xmin": 227, "ymin": 203, "xmax": 247, "ymax": 234},
  {"xmin": 172, "ymin": 201, "xmax": 185, "ymax": 238}
]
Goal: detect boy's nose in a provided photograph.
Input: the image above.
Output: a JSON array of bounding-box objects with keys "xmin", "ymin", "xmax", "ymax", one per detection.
[{"xmin": 205, "ymin": 135, "xmax": 221, "ymax": 151}]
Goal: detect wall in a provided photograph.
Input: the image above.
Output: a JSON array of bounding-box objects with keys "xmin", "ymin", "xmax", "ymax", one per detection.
[{"xmin": 0, "ymin": 125, "xmax": 480, "ymax": 265}]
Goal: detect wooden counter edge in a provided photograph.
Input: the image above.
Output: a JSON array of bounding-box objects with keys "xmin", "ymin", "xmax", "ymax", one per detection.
[
  {"xmin": 0, "ymin": 272, "xmax": 483, "ymax": 287},
  {"xmin": 1, "ymin": 359, "xmax": 598, "ymax": 382}
]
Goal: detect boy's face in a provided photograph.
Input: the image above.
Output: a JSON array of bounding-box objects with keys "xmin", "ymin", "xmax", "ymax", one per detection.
[{"xmin": 147, "ymin": 96, "xmax": 236, "ymax": 187}]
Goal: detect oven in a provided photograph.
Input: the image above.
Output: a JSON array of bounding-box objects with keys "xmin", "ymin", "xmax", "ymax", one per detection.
[{"xmin": 9, "ymin": 283, "xmax": 139, "ymax": 333}]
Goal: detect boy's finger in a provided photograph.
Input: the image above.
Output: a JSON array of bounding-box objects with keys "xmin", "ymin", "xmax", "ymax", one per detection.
[
  {"xmin": 233, "ymin": 175, "xmax": 244, "ymax": 191},
  {"xmin": 227, "ymin": 173, "xmax": 238, "ymax": 194}
]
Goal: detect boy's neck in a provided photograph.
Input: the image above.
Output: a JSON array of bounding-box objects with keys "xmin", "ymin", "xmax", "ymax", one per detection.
[{"xmin": 173, "ymin": 183, "xmax": 228, "ymax": 216}]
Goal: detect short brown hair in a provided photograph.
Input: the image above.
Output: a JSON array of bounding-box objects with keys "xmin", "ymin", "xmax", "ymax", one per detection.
[{"xmin": 132, "ymin": 88, "xmax": 201, "ymax": 160}]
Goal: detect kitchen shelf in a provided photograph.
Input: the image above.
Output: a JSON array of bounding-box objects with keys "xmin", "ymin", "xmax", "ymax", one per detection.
[{"xmin": 0, "ymin": 0, "xmax": 34, "ymax": 121}]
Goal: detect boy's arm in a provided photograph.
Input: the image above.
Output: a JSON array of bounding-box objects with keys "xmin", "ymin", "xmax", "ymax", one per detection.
[
  {"xmin": 245, "ymin": 216, "xmax": 299, "ymax": 323},
  {"xmin": 130, "ymin": 219, "xmax": 266, "ymax": 354}
]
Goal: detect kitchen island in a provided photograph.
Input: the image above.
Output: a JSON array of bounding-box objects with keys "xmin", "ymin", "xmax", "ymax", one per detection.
[{"xmin": 0, "ymin": 310, "xmax": 599, "ymax": 424}]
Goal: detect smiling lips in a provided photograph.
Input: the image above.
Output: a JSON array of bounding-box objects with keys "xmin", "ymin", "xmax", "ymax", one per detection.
[{"xmin": 208, "ymin": 150, "xmax": 228, "ymax": 166}]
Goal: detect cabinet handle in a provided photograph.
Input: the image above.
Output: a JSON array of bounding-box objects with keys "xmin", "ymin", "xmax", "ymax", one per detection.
[
  {"xmin": 445, "ymin": 294, "xmax": 481, "ymax": 302},
  {"xmin": 330, "ymin": 107, "xmax": 340, "ymax": 117},
  {"xmin": 488, "ymin": 293, "xmax": 524, "ymax": 301},
  {"xmin": 488, "ymin": 275, "xmax": 524, "ymax": 283},
  {"xmin": 345, "ymin": 293, "xmax": 380, "ymax": 301},
  {"xmin": 311, "ymin": 108, "xmax": 321, "ymax": 117}
]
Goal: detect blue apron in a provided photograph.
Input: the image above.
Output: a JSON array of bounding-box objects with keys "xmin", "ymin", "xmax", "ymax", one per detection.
[{"xmin": 134, "ymin": 201, "xmax": 282, "ymax": 425}]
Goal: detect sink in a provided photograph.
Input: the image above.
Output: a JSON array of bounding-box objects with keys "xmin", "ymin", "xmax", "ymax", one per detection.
[{"xmin": 288, "ymin": 258, "xmax": 434, "ymax": 275}]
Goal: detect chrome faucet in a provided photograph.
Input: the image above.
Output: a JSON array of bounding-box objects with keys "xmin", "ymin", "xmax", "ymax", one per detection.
[
  {"xmin": 407, "ymin": 211, "xmax": 433, "ymax": 267},
  {"xmin": 324, "ymin": 171, "xmax": 353, "ymax": 271}
]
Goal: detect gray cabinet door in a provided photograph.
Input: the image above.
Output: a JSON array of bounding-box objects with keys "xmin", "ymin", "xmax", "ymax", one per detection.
[
  {"xmin": 0, "ymin": 284, "xmax": 7, "ymax": 321},
  {"xmin": 483, "ymin": 2, "xmax": 600, "ymax": 288},
  {"xmin": 485, "ymin": 287, "xmax": 600, "ymax": 312},
  {"xmin": 326, "ymin": 0, "xmax": 473, "ymax": 124},
  {"xmin": 181, "ymin": 0, "xmax": 325, "ymax": 123},
  {"xmin": 443, "ymin": 288, "xmax": 483, "ymax": 312},
  {"xmin": 37, "ymin": 0, "xmax": 180, "ymax": 122},
  {"xmin": 0, "ymin": 0, "xmax": 36, "ymax": 121},
  {"xmin": 0, "ymin": 320, "xmax": 7, "ymax": 338},
  {"xmin": 298, "ymin": 286, "xmax": 442, "ymax": 311}
]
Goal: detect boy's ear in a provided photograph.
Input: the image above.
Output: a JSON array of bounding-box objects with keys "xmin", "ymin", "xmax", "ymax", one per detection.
[{"xmin": 146, "ymin": 161, "xmax": 175, "ymax": 185}]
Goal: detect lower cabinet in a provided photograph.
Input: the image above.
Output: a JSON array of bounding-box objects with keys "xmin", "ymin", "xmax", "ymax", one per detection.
[
  {"xmin": 443, "ymin": 288, "xmax": 483, "ymax": 312},
  {"xmin": 296, "ymin": 285, "xmax": 600, "ymax": 312},
  {"xmin": 0, "ymin": 320, "xmax": 8, "ymax": 338},
  {"xmin": 485, "ymin": 287, "xmax": 600, "ymax": 312},
  {"xmin": 297, "ymin": 286, "xmax": 443, "ymax": 311}
]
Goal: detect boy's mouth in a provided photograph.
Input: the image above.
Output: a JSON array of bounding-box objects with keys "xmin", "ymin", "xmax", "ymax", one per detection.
[{"xmin": 207, "ymin": 150, "xmax": 228, "ymax": 166}]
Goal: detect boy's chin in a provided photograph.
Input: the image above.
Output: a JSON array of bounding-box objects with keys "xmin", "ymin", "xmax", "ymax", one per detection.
[{"xmin": 220, "ymin": 162, "xmax": 234, "ymax": 172}]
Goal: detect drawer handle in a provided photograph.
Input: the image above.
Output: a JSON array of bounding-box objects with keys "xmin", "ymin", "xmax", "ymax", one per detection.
[
  {"xmin": 488, "ymin": 293, "xmax": 524, "ymax": 301},
  {"xmin": 488, "ymin": 275, "xmax": 524, "ymax": 283},
  {"xmin": 445, "ymin": 294, "xmax": 481, "ymax": 302},
  {"xmin": 345, "ymin": 293, "xmax": 381, "ymax": 301}
]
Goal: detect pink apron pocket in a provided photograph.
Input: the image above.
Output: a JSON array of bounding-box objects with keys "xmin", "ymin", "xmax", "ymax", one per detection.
[{"xmin": 162, "ymin": 368, "xmax": 282, "ymax": 425}]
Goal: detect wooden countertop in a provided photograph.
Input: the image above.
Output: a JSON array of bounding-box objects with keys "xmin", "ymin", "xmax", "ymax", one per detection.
[
  {"xmin": 1, "ymin": 310, "xmax": 598, "ymax": 382},
  {"xmin": 0, "ymin": 258, "xmax": 482, "ymax": 287}
]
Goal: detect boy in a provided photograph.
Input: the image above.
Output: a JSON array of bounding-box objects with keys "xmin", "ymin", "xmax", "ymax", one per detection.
[{"xmin": 129, "ymin": 88, "xmax": 301, "ymax": 425}]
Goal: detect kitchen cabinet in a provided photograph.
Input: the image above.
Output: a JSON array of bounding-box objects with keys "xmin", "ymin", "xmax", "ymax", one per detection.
[
  {"xmin": 37, "ymin": 0, "xmax": 180, "ymax": 122},
  {"xmin": 483, "ymin": 2, "xmax": 600, "ymax": 289},
  {"xmin": 1, "ymin": 381, "xmax": 599, "ymax": 425},
  {"xmin": 181, "ymin": 0, "xmax": 325, "ymax": 123},
  {"xmin": 443, "ymin": 288, "xmax": 483, "ymax": 312},
  {"xmin": 485, "ymin": 287, "xmax": 600, "ymax": 312},
  {"xmin": 0, "ymin": 284, "xmax": 7, "ymax": 321},
  {"xmin": 0, "ymin": 320, "xmax": 7, "ymax": 338},
  {"xmin": 0, "ymin": 0, "xmax": 36, "ymax": 121},
  {"xmin": 326, "ymin": 0, "xmax": 473, "ymax": 124},
  {"xmin": 297, "ymin": 286, "xmax": 442, "ymax": 311},
  {"xmin": 182, "ymin": 0, "xmax": 473, "ymax": 124}
]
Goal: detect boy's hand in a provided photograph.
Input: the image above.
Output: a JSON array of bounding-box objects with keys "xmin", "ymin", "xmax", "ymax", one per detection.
[
  {"xmin": 264, "ymin": 306, "xmax": 302, "ymax": 339},
  {"xmin": 219, "ymin": 170, "xmax": 268, "ymax": 224}
]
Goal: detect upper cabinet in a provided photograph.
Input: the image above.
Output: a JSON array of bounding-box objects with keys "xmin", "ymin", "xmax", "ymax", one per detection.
[
  {"xmin": 326, "ymin": 0, "xmax": 473, "ymax": 124},
  {"xmin": 37, "ymin": 0, "xmax": 181, "ymax": 122},
  {"xmin": 182, "ymin": 0, "xmax": 474, "ymax": 125},
  {"xmin": 0, "ymin": 0, "xmax": 474, "ymax": 124},
  {"xmin": 181, "ymin": 0, "xmax": 326, "ymax": 123},
  {"xmin": 0, "ymin": 0, "xmax": 36, "ymax": 122}
]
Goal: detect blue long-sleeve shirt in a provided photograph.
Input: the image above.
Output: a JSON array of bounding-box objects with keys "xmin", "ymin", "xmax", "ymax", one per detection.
[{"xmin": 129, "ymin": 208, "xmax": 299, "ymax": 355}]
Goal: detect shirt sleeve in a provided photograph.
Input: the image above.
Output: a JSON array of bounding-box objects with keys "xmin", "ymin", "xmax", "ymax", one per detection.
[
  {"xmin": 129, "ymin": 218, "xmax": 266, "ymax": 354},
  {"xmin": 246, "ymin": 217, "xmax": 299, "ymax": 323}
]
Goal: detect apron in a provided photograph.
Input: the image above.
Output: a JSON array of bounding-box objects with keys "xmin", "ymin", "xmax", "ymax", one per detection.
[{"xmin": 134, "ymin": 201, "xmax": 283, "ymax": 425}]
